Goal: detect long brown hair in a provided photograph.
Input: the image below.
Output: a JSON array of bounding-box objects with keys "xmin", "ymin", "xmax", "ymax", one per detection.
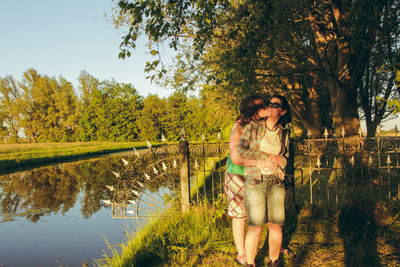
[{"xmin": 236, "ymin": 94, "xmax": 265, "ymax": 127}]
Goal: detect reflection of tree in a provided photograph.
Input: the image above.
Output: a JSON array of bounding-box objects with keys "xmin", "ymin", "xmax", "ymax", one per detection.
[
  {"xmin": 0, "ymin": 157, "xmax": 122, "ymax": 222},
  {"xmin": 0, "ymin": 165, "xmax": 80, "ymax": 222},
  {"xmin": 0, "ymin": 153, "xmax": 183, "ymax": 222},
  {"xmin": 75, "ymin": 159, "xmax": 121, "ymax": 219}
]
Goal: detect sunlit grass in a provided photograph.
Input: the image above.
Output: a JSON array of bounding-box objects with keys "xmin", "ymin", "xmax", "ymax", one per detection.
[
  {"xmin": 96, "ymin": 199, "xmax": 232, "ymax": 267},
  {"xmin": 0, "ymin": 141, "xmax": 163, "ymax": 173},
  {"xmin": 190, "ymin": 156, "xmax": 226, "ymax": 197}
]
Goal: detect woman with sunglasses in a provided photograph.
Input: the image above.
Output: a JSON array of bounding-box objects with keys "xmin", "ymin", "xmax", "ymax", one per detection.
[
  {"xmin": 237, "ymin": 95, "xmax": 291, "ymax": 267},
  {"xmin": 225, "ymin": 94, "xmax": 274, "ymax": 266}
]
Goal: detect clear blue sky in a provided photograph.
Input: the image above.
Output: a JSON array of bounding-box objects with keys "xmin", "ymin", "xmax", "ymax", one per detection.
[
  {"xmin": 0, "ymin": 1, "xmax": 398, "ymax": 130},
  {"xmin": 0, "ymin": 0, "xmax": 172, "ymax": 98}
]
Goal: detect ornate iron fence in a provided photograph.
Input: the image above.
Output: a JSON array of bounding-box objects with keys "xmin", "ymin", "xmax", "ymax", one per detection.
[
  {"xmin": 102, "ymin": 136, "xmax": 230, "ymax": 218},
  {"xmin": 294, "ymin": 128, "xmax": 400, "ymax": 210},
  {"xmin": 103, "ymin": 129, "xmax": 400, "ymax": 218}
]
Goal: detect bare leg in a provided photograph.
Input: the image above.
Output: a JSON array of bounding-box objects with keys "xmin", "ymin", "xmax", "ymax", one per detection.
[
  {"xmin": 232, "ymin": 218, "xmax": 246, "ymax": 257},
  {"xmin": 268, "ymin": 223, "xmax": 282, "ymax": 261},
  {"xmin": 245, "ymin": 225, "xmax": 263, "ymax": 265}
]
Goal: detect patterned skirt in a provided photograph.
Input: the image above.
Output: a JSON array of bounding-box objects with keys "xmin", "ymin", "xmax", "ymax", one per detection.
[{"xmin": 224, "ymin": 172, "xmax": 246, "ymax": 218}]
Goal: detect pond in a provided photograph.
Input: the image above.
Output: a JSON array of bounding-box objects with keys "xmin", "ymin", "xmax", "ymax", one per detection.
[{"xmin": 0, "ymin": 151, "xmax": 177, "ymax": 266}]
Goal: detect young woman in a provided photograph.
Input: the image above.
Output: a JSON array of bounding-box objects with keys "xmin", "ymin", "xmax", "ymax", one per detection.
[
  {"xmin": 237, "ymin": 95, "xmax": 291, "ymax": 267},
  {"xmin": 225, "ymin": 94, "xmax": 273, "ymax": 266}
]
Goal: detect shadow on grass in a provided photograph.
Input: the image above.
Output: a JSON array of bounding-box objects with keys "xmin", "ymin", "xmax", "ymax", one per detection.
[
  {"xmin": 289, "ymin": 198, "xmax": 382, "ymax": 266},
  {"xmin": 338, "ymin": 199, "xmax": 380, "ymax": 267}
]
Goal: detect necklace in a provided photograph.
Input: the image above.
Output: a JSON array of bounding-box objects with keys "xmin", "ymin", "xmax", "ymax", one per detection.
[{"xmin": 265, "ymin": 120, "xmax": 278, "ymax": 131}]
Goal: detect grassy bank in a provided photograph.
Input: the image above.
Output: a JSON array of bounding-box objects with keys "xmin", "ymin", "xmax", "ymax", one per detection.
[
  {"xmin": 96, "ymin": 197, "xmax": 234, "ymax": 267},
  {"xmin": 98, "ymin": 198, "xmax": 400, "ymax": 266},
  {"xmin": 0, "ymin": 142, "xmax": 161, "ymax": 174}
]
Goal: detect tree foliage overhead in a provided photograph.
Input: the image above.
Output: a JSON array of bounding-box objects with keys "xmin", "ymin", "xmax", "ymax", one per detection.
[{"xmin": 112, "ymin": 0, "xmax": 400, "ymax": 137}]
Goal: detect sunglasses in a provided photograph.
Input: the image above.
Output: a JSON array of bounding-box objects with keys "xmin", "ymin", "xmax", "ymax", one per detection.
[{"xmin": 266, "ymin": 101, "xmax": 282, "ymax": 109}]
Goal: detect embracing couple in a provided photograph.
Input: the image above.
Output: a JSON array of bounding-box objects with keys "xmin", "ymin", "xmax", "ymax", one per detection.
[{"xmin": 225, "ymin": 94, "xmax": 291, "ymax": 267}]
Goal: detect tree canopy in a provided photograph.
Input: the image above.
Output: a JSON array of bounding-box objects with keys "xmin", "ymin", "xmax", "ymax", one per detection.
[{"xmin": 112, "ymin": 0, "xmax": 400, "ymax": 137}]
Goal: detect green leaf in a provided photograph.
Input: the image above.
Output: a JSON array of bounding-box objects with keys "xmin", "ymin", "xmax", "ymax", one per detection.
[{"xmin": 150, "ymin": 50, "xmax": 158, "ymax": 56}]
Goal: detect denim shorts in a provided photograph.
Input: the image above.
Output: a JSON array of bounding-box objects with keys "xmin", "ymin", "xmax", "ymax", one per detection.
[{"xmin": 244, "ymin": 174, "xmax": 286, "ymax": 226}]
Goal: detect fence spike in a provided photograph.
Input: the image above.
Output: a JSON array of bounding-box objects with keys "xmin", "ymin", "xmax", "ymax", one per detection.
[
  {"xmin": 376, "ymin": 126, "xmax": 381, "ymax": 136},
  {"xmin": 111, "ymin": 171, "xmax": 120, "ymax": 178},
  {"xmin": 133, "ymin": 147, "xmax": 140, "ymax": 157},
  {"xmin": 341, "ymin": 126, "xmax": 346, "ymax": 138},
  {"xmin": 368, "ymin": 156, "xmax": 373, "ymax": 166},
  {"xmin": 173, "ymin": 159, "xmax": 177, "ymax": 168},
  {"xmin": 144, "ymin": 173, "xmax": 151, "ymax": 180},
  {"xmin": 126, "ymin": 210, "xmax": 135, "ymax": 215},
  {"xmin": 201, "ymin": 132, "xmax": 205, "ymax": 141},
  {"xmin": 324, "ymin": 128, "xmax": 329, "ymax": 139},
  {"xmin": 146, "ymin": 140, "xmax": 152, "ymax": 148},
  {"xmin": 131, "ymin": 189, "xmax": 139, "ymax": 196},
  {"xmin": 128, "ymin": 200, "xmax": 137, "ymax": 205},
  {"xmin": 194, "ymin": 159, "xmax": 199, "ymax": 169},
  {"xmin": 161, "ymin": 134, "xmax": 167, "ymax": 143},
  {"xmin": 217, "ymin": 132, "xmax": 221, "ymax": 141},
  {"xmin": 102, "ymin": 199, "xmax": 112, "ymax": 206},
  {"xmin": 350, "ymin": 155, "xmax": 355, "ymax": 166},
  {"xmin": 386, "ymin": 155, "xmax": 391, "ymax": 166},
  {"xmin": 316, "ymin": 157, "xmax": 321, "ymax": 168},
  {"xmin": 105, "ymin": 185, "xmax": 115, "ymax": 191},
  {"xmin": 162, "ymin": 162, "xmax": 167, "ymax": 171},
  {"xmin": 137, "ymin": 181, "xmax": 144, "ymax": 188},
  {"xmin": 153, "ymin": 166, "xmax": 159, "ymax": 175},
  {"xmin": 121, "ymin": 158, "xmax": 129, "ymax": 166},
  {"xmin": 307, "ymin": 129, "xmax": 311, "ymax": 138}
]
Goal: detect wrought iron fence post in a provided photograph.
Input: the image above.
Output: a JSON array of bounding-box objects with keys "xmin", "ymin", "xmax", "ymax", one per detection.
[{"xmin": 179, "ymin": 128, "xmax": 190, "ymax": 212}]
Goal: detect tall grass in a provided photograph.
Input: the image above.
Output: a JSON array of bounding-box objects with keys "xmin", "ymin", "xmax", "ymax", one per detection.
[{"xmin": 96, "ymin": 198, "xmax": 232, "ymax": 267}]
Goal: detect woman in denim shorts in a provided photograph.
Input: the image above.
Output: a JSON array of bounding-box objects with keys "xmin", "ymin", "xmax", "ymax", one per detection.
[{"xmin": 237, "ymin": 95, "xmax": 291, "ymax": 267}]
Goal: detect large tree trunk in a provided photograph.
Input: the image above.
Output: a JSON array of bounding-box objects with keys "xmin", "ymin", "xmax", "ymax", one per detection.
[
  {"xmin": 329, "ymin": 82, "xmax": 360, "ymax": 136},
  {"xmin": 282, "ymin": 75, "xmax": 324, "ymax": 137}
]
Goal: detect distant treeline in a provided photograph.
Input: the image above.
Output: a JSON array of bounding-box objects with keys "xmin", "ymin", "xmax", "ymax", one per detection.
[{"xmin": 0, "ymin": 69, "xmax": 237, "ymax": 143}]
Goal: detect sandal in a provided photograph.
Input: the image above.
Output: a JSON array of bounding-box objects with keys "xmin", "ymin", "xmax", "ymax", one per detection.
[
  {"xmin": 235, "ymin": 255, "xmax": 247, "ymax": 266},
  {"xmin": 280, "ymin": 247, "xmax": 295, "ymax": 258}
]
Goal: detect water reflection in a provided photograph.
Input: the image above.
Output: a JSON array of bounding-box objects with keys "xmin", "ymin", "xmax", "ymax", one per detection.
[
  {"xmin": 0, "ymin": 153, "xmax": 178, "ymax": 266},
  {"xmin": 0, "ymin": 158, "xmax": 122, "ymax": 223}
]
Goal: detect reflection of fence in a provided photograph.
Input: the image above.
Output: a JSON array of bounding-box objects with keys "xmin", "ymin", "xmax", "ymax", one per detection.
[
  {"xmin": 106, "ymin": 131, "xmax": 400, "ymax": 218},
  {"xmin": 294, "ymin": 132, "xmax": 400, "ymax": 210}
]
